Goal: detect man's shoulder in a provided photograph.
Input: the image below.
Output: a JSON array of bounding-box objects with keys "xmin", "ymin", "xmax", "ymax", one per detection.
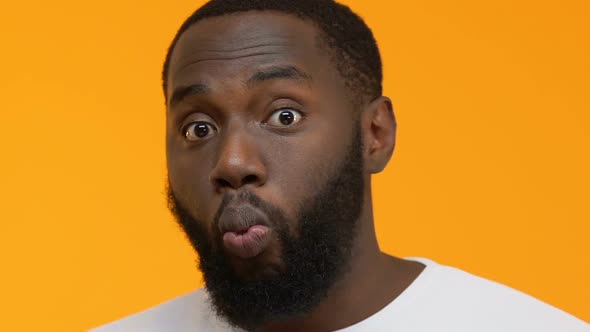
[
  {"xmin": 383, "ymin": 257, "xmax": 590, "ymax": 331},
  {"xmin": 89, "ymin": 288, "xmax": 235, "ymax": 332}
]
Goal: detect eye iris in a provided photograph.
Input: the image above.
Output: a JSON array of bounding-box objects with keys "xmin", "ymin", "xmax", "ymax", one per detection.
[
  {"xmin": 195, "ymin": 123, "xmax": 209, "ymax": 138},
  {"xmin": 279, "ymin": 111, "xmax": 295, "ymax": 125}
]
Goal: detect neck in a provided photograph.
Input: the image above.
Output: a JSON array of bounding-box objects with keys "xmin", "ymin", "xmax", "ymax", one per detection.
[{"xmin": 258, "ymin": 191, "xmax": 425, "ymax": 332}]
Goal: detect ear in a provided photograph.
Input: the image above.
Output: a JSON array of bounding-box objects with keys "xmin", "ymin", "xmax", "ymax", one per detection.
[{"xmin": 361, "ymin": 96, "xmax": 396, "ymax": 174}]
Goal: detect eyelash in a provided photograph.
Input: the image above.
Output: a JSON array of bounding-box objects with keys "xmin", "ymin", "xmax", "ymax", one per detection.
[
  {"xmin": 180, "ymin": 106, "xmax": 306, "ymax": 141},
  {"xmin": 264, "ymin": 107, "xmax": 305, "ymax": 126}
]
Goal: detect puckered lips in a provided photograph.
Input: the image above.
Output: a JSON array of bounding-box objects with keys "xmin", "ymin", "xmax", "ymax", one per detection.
[{"xmin": 217, "ymin": 203, "xmax": 272, "ymax": 259}]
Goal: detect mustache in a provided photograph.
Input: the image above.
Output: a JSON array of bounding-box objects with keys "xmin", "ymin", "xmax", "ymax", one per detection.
[{"xmin": 211, "ymin": 191, "xmax": 279, "ymax": 233}]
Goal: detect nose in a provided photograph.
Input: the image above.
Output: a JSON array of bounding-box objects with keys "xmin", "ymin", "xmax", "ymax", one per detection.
[{"xmin": 209, "ymin": 129, "xmax": 267, "ymax": 192}]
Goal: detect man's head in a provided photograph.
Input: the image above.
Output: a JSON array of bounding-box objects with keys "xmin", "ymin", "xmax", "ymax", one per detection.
[
  {"xmin": 164, "ymin": 0, "xmax": 396, "ymax": 329},
  {"xmin": 162, "ymin": 0, "xmax": 383, "ymax": 103}
]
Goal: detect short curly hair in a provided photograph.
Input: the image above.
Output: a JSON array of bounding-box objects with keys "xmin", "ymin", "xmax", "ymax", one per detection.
[{"xmin": 162, "ymin": 0, "xmax": 383, "ymax": 103}]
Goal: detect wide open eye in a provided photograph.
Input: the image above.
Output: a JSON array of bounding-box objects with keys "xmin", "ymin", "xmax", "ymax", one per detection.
[
  {"xmin": 182, "ymin": 121, "xmax": 217, "ymax": 141},
  {"xmin": 266, "ymin": 108, "xmax": 303, "ymax": 127}
]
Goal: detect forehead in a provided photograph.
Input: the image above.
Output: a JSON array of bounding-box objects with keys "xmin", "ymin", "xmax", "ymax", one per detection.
[{"xmin": 167, "ymin": 11, "xmax": 338, "ymax": 100}]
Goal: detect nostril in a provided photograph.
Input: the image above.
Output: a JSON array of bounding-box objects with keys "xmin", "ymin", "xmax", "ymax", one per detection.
[
  {"xmin": 213, "ymin": 175, "xmax": 259, "ymax": 190},
  {"xmin": 215, "ymin": 178, "xmax": 232, "ymax": 189},
  {"xmin": 242, "ymin": 174, "xmax": 259, "ymax": 185}
]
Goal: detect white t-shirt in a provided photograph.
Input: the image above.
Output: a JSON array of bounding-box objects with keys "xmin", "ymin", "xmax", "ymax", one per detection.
[{"xmin": 90, "ymin": 257, "xmax": 589, "ymax": 331}]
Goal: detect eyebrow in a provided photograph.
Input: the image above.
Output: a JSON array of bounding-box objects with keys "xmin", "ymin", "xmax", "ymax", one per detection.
[
  {"xmin": 246, "ymin": 65, "xmax": 312, "ymax": 87},
  {"xmin": 169, "ymin": 83, "xmax": 209, "ymax": 108},
  {"xmin": 169, "ymin": 65, "xmax": 312, "ymax": 108}
]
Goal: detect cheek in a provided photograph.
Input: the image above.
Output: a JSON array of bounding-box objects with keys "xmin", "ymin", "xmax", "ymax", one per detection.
[
  {"xmin": 263, "ymin": 130, "xmax": 345, "ymax": 217},
  {"xmin": 167, "ymin": 143, "xmax": 217, "ymax": 221}
]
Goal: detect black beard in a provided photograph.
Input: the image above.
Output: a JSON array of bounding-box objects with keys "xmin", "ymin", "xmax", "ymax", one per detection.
[{"xmin": 167, "ymin": 124, "xmax": 364, "ymax": 330}]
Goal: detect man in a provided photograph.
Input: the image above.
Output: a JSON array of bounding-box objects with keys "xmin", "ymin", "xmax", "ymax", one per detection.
[{"xmin": 93, "ymin": 0, "xmax": 589, "ymax": 331}]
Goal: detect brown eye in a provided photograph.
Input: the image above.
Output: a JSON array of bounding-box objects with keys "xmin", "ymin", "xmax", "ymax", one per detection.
[
  {"xmin": 183, "ymin": 122, "xmax": 217, "ymax": 141},
  {"xmin": 266, "ymin": 108, "xmax": 303, "ymax": 127}
]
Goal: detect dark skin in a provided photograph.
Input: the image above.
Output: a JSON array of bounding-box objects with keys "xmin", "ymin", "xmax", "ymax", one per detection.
[{"xmin": 166, "ymin": 12, "xmax": 425, "ymax": 332}]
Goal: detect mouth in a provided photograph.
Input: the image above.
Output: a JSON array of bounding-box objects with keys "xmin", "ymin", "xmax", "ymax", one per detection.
[
  {"xmin": 223, "ymin": 224, "xmax": 271, "ymax": 259},
  {"xmin": 217, "ymin": 203, "xmax": 273, "ymax": 259}
]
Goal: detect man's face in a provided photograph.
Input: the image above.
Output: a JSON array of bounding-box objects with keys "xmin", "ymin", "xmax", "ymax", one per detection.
[{"xmin": 166, "ymin": 12, "xmax": 366, "ymax": 328}]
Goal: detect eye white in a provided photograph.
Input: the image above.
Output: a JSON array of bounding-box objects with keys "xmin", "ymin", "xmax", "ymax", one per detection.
[
  {"xmin": 266, "ymin": 109, "xmax": 303, "ymax": 127},
  {"xmin": 184, "ymin": 122, "xmax": 216, "ymax": 141}
]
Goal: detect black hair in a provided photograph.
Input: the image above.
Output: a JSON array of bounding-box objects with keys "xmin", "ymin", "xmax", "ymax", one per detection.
[{"xmin": 162, "ymin": 0, "xmax": 383, "ymax": 102}]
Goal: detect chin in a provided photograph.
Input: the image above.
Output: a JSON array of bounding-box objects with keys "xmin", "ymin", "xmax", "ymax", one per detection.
[{"xmin": 224, "ymin": 241, "xmax": 286, "ymax": 281}]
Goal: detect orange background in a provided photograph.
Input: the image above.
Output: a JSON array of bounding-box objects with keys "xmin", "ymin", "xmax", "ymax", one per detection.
[{"xmin": 0, "ymin": 0, "xmax": 588, "ymax": 331}]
